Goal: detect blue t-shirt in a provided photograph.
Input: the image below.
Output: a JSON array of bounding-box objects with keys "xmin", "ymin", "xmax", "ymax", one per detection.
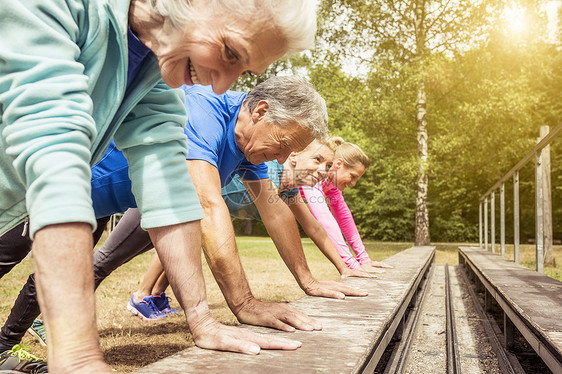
[
  {"xmin": 181, "ymin": 85, "xmax": 268, "ymax": 187},
  {"xmin": 221, "ymin": 160, "xmax": 299, "ymax": 220},
  {"xmin": 90, "ymin": 29, "xmax": 152, "ymax": 218},
  {"xmin": 90, "ymin": 84, "xmax": 269, "ymax": 218},
  {"xmin": 91, "ymin": 143, "xmax": 134, "ymax": 218}
]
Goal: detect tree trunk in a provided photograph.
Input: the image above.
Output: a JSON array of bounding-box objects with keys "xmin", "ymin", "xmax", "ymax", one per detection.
[
  {"xmin": 414, "ymin": 0, "xmax": 430, "ymax": 246},
  {"xmin": 415, "ymin": 83, "xmax": 430, "ymax": 246}
]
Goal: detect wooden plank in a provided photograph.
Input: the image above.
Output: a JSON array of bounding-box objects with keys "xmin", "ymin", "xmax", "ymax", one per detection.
[
  {"xmin": 459, "ymin": 247, "xmax": 562, "ymax": 372},
  {"xmin": 134, "ymin": 246, "xmax": 435, "ymax": 374}
]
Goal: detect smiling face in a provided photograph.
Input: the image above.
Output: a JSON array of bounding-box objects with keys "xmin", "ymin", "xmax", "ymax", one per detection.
[
  {"xmin": 287, "ymin": 142, "xmax": 335, "ymax": 188},
  {"xmin": 154, "ymin": 8, "xmax": 287, "ymax": 93},
  {"xmin": 328, "ymin": 159, "xmax": 366, "ymax": 191}
]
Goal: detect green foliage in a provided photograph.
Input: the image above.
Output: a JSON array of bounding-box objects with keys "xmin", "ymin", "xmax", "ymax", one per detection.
[
  {"xmin": 305, "ymin": 0, "xmax": 562, "ymax": 242},
  {"xmin": 231, "ymin": 55, "xmax": 311, "ymax": 92},
  {"xmin": 231, "ymin": 1, "xmax": 562, "ymax": 243}
]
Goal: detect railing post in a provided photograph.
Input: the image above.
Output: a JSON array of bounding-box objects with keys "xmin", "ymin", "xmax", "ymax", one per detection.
[
  {"xmin": 500, "ymin": 183, "xmax": 505, "ymax": 258},
  {"xmin": 514, "ymin": 171, "xmax": 520, "ymax": 264},
  {"xmin": 539, "ymin": 126, "xmax": 553, "ymax": 266},
  {"xmin": 491, "ymin": 191, "xmax": 495, "ymax": 254},
  {"xmin": 484, "ymin": 197, "xmax": 489, "ymax": 251},
  {"xmin": 535, "ymin": 151, "xmax": 544, "ymax": 273},
  {"xmin": 479, "ymin": 201, "xmax": 483, "ymax": 248}
]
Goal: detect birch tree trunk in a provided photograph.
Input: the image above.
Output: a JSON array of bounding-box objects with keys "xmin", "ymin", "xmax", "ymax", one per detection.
[
  {"xmin": 414, "ymin": 0, "xmax": 430, "ymax": 246},
  {"xmin": 415, "ymin": 83, "xmax": 430, "ymax": 245}
]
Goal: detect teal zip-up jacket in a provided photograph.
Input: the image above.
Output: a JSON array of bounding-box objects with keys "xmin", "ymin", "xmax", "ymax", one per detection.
[{"xmin": 0, "ymin": 0, "xmax": 203, "ymax": 238}]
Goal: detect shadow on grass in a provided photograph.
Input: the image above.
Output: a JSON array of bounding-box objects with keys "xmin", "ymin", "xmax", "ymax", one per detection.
[
  {"xmin": 103, "ymin": 342, "xmax": 188, "ymax": 370},
  {"xmin": 99, "ymin": 320, "xmax": 189, "ymax": 341},
  {"xmin": 100, "ymin": 321, "xmax": 192, "ymax": 371}
]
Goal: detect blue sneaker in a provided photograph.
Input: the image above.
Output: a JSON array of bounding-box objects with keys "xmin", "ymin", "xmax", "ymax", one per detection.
[
  {"xmin": 152, "ymin": 292, "xmax": 180, "ymax": 315},
  {"xmin": 126, "ymin": 295, "xmax": 166, "ymax": 321},
  {"xmin": 27, "ymin": 319, "xmax": 46, "ymax": 346}
]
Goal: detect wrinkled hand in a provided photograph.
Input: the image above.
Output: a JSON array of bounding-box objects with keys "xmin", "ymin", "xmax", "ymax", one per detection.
[
  {"xmin": 302, "ymin": 278, "xmax": 368, "ymax": 299},
  {"xmin": 341, "ymin": 267, "xmax": 377, "ymax": 279},
  {"xmin": 192, "ymin": 314, "xmax": 303, "ymax": 354},
  {"xmin": 236, "ymin": 298, "xmax": 322, "ymax": 332},
  {"xmin": 360, "ymin": 262, "xmax": 386, "ymax": 274}
]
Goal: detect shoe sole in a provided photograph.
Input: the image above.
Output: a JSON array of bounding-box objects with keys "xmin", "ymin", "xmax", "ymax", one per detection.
[
  {"xmin": 162, "ymin": 309, "xmax": 180, "ymax": 315},
  {"xmin": 27, "ymin": 328, "xmax": 47, "ymax": 346},
  {"xmin": 126, "ymin": 301, "xmax": 164, "ymax": 321}
]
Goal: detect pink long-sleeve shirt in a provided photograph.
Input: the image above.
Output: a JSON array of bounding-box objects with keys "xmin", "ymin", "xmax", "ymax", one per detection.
[{"xmin": 299, "ymin": 180, "xmax": 371, "ymax": 269}]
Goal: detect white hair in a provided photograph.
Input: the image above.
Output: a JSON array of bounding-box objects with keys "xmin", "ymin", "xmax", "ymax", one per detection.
[
  {"xmin": 243, "ymin": 75, "xmax": 329, "ymax": 141},
  {"xmin": 148, "ymin": 0, "xmax": 317, "ymax": 53}
]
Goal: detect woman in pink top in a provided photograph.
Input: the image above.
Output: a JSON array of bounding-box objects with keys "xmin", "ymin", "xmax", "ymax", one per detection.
[{"xmin": 300, "ymin": 142, "xmax": 392, "ymax": 273}]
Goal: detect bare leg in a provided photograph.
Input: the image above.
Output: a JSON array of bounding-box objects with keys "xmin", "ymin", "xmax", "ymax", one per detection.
[
  {"xmin": 132, "ymin": 253, "xmax": 164, "ymax": 303},
  {"xmin": 152, "ymin": 271, "xmax": 170, "ymax": 296}
]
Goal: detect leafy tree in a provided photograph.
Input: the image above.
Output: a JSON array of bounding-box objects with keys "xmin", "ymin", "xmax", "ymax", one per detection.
[
  {"xmin": 311, "ymin": 0, "xmax": 502, "ymax": 244},
  {"xmin": 230, "ymin": 1, "xmax": 562, "ymax": 245}
]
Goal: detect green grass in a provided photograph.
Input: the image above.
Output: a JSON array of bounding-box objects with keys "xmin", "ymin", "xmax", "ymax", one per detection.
[{"xmin": 1, "ymin": 237, "xmax": 560, "ymax": 371}]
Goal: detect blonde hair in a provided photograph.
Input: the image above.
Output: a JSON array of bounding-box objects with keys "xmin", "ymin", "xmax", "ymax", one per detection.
[
  {"xmin": 299, "ymin": 136, "xmax": 344, "ymax": 155},
  {"xmin": 323, "ymin": 136, "xmax": 345, "ymax": 152},
  {"xmin": 335, "ymin": 142, "xmax": 371, "ymax": 169}
]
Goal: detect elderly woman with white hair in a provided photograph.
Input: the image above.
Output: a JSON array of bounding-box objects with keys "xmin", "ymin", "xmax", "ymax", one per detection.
[{"xmin": 0, "ymin": 0, "xmax": 317, "ymax": 372}]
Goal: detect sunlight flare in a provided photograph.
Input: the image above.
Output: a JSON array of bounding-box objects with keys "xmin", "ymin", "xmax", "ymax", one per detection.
[{"xmin": 502, "ymin": 5, "xmax": 529, "ymax": 36}]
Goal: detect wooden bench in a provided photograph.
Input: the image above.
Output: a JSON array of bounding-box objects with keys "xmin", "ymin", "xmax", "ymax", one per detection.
[
  {"xmin": 458, "ymin": 246, "xmax": 562, "ymax": 373},
  {"xmin": 134, "ymin": 246, "xmax": 434, "ymax": 374}
]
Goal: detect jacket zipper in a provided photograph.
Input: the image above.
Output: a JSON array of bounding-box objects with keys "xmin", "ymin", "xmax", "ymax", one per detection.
[{"xmin": 21, "ymin": 216, "xmax": 29, "ymax": 237}]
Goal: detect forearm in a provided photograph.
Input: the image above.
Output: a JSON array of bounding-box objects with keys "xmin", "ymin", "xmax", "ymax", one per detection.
[
  {"xmin": 33, "ymin": 223, "xmax": 104, "ymax": 372},
  {"xmin": 301, "ymin": 186, "xmax": 361, "ymax": 269},
  {"xmin": 290, "ymin": 199, "xmax": 349, "ymax": 275},
  {"xmin": 262, "ymin": 211, "xmax": 315, "ymax": 289},
  {"xmin": 347, "ymin": 235, "xmax": 370, "ymax": 264},
  {"xmin": 301, "ymin": 221, "xmax": 349, "ymax": 275},
  {"xmin": 262, "ymin": 210, "xmax": 369, "ymax": 298},
  {"xmin": 148, "ymin": 221, "xmax": 213, "ymax": 331},
  {"xmin": 148, "ymin": 221, "xmax": 306, "ymax": 352},
  {"xmin": 327, "ymin": 189, "xmax": 371, "ymax": 264},
  {"xmin": 334, "ymin": 211, "xmax": 370, "ymax": 264},
  {"xmin": 199, "ymin": 207, "xmax": 254, "ymax": 315}
]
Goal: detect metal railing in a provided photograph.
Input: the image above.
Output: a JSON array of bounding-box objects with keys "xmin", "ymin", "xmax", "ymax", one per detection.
[{"xmin": 479, "ymin": 123, "xmax": 562, "ymax": 273}]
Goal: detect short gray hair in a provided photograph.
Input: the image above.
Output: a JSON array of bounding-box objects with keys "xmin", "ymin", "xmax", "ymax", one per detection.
[
  {"xmin": 148, "ymin": 0, "xmax": 317, "ymax": 53},
  {"xmin": 243, "ymin": 75, "xmax": 329, "ymax": 141}
]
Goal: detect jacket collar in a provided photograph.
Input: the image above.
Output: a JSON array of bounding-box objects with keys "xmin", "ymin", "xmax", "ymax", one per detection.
[{"xmin": 104, "ymin": 0, "xmax": 131, "ymax": 40}]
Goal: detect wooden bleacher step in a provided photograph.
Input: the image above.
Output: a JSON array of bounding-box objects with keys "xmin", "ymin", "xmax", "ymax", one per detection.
[
  {"xmin": 459, "ymin": 246, "xmax": 562, "ymax": 373},
  {"xmin": 134, "ymin": 246, "xmax": 435, "ymax": 374}
]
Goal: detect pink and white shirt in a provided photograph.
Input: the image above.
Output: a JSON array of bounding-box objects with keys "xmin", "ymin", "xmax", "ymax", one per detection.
[{"xmin": 300, "ymin": 180, "xmax": 371, "ymax": 269}]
